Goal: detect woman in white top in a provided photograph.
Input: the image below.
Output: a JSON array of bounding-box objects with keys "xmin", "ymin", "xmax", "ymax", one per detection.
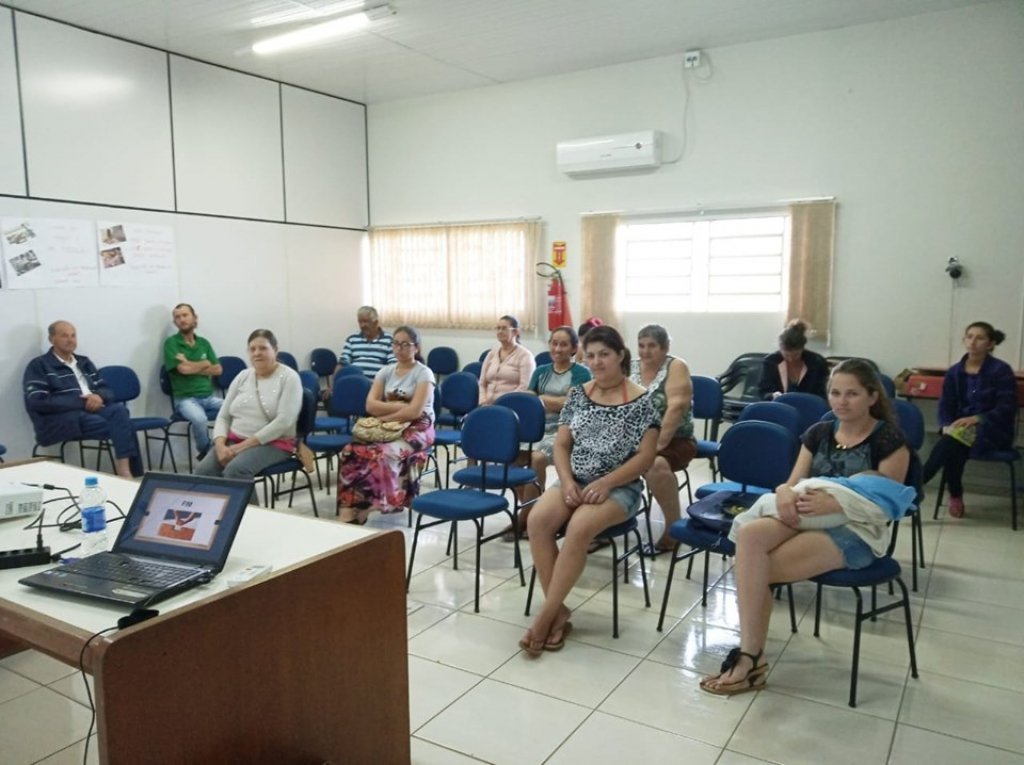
[
  {"xmin": 479, "ymin": 315, "xmax": 536, "ymax": 405},
  {"xmin": 337, "ymin": 325, "xmax": 436, "ymax": 524},
  {"xmin": 196, "ymin": 328, "xmax": 303, "ymax": 480}
]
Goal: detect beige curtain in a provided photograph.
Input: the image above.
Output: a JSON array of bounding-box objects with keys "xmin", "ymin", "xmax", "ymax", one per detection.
[
  {"xmin": 787, "ymin": 200, "xmax": 836, "ymax": 344},
  {"xmin": 580, "ymin": 213, "xmax": 622, "ymax": 329},
  {"xmin": 369, "ymin": 220, "xmax": 539, "ymax": 330}
]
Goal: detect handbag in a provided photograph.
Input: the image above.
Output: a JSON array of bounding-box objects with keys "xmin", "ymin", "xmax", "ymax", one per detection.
[{"xmin": 351, "ymin": 416, "xmax": 410, "ymax": 444}]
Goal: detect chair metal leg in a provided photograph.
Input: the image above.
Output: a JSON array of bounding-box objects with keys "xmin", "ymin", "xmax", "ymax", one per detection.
[
  {"xmin": 525, "ymin": 565, "xmax": 536, "ymax": 616},
  {"xmin": 896, "ymin": 577, "xmax": 919, "ymax": 680},
  {"xmin": 634, "ymin": 529, "xmax": 651, "ymax": 607},
  {"xmin": 849, "ymin": 586, "xmax": 864, "ymax": 707},
  {"xmin": 656, "ymin": 542, "xmax": 682, "ymax": 631},
  {"xmin": 473, "ymin": 518, "xmax": 483, "ymax": 613},
  {"xmin": 609, "ymin": 537, "xmax": 620, "ymax": 638},
  {"xmin": 406, "ymin": 515, "xmax": 423, "ymax": 589},
  {"xmin": 932, "ymin": 470, "xmax": 947, "ymax": 520},
  {"xmin": 813, "ymin": 583, "xmax": 823, "ymax": 636},
  {"xmin": 700, "ymin": 549, "xmax": 711, "ymax": 607},
  {"xmin": 1009, "ymin": 460, "xmax": 1018, "ymax": 531}
]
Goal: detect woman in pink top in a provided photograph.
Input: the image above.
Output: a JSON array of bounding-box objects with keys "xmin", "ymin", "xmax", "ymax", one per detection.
[{"xmin": 479, "ymin": 315, "xmax": 536, "ymax": 405}]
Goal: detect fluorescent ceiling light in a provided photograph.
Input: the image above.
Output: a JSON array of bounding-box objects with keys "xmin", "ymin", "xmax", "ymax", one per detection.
[
  {"xmin": 252, "ymin": 3, "xmax": 391, "ymax": 55},
  {"xmin": 250, "ymin": 1, "xmax": 365, "ymax": 29}
]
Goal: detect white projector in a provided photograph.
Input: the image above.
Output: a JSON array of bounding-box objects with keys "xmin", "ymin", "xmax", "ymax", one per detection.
[{"xmin": 0, "ymin": 483, "xmax": 44, "ymax": 520}]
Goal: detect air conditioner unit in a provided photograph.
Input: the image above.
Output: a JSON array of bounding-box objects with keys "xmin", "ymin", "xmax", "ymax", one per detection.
[{"xmin": 556, "ymin": 130, "xmax": 662, "ymax": 176}]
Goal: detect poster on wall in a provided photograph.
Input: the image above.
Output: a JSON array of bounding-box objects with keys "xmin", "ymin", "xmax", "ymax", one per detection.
[
  {"xmin": 97, "ymin": 222, "xmax": 176, "ymax": 286},
  {"xmin": 0, "ymin": 218, "xmax": 98, "ymax": 289}
]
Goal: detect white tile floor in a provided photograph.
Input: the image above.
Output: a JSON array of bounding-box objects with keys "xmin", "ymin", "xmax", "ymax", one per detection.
[{"xmin": 3, "ymin": 459, "xmax": 1024, "ymax": 764}]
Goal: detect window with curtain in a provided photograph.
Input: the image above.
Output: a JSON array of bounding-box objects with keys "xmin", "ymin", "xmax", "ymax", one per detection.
[
  {"xmin": 619, "ymin": 211, "xmax": 790, "ymax": 313},
  {"xmin": 589, "ymin": 200, "xmax": 835, "ymax": 339},
  {"xmin": 368, "ymin": 220, "xmax": 540, "ymax": 330}
]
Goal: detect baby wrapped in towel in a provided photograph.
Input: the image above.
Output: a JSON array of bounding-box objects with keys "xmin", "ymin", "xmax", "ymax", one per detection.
[{"xmin": 728, "ymin": 471, "xmax": 916, "ymax": 548}]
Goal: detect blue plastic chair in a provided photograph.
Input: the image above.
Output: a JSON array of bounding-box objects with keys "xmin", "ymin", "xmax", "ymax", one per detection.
[
  {"xmin": 434, "ymin": 370, "xmax": 479, "ymax": 430},
  {"xmin": 255, "ymin": 388, "xmax": 319, "ymax": 516},
  {"xmin": 775, "ymin": 392, "xmax": 830, "ymax": 435},
  {"xmin": 216, "ymin": 355, "xmax": 247, "ymax": 394},
  {"xmin": 101, "ymin": 365, "xmax": 175, "ymax": 472},
  {"xmin": 933, "ymin": 447, "xmax": 1021, "ymax": 529},
  {"xmin": 309, "ymin": 347, "xmax": 337, "ymax": 380},
  {"xmin": 451, "ymin": 392, "xmax": 546, "ymax": 579},
  {"xmin": 740, "ymin": 400, "xmax": 802, "ymax": 438},
  {"xmin": 691, "ymin": 375, "xmax": 724, "ymax": 479},
  {"xmin": 479, "ymin": 349, "xmax": 490, "ymax": 363},
  {"xmin": 298, "ymin": 370, "xmax": 320, "ymax": 396},
  {"xmin": 657, "ymin": 420, "xmax": 800, "ymax": 622},
  {"xmin": 277, "ymin": 351, "xmax": 299, "ymax": 372},
  {"xmin": 0, "ymin": 443, "xmax": 5, "ymax": 463},
  {"xmin": 158, "ymin": 366, "xmax": 208, "ymax": 472},
  {"xmin": 427, "ymin": 346, "xmax": 459, "ymax": 379},
  {"xmin": 807, "ymin": 471, "xmax": 920, "ymax": 707},
  {"xmin": 407, "ymin": 406, "xmax": 524, "ymax": 612},
  {"xmin": 306, "ymin": 375, "xmax": 372, "ymax": 495},
  {"xmin": 534, "ymin": 351, "xmax": 552, "ymax": 367},
  {"xmin": 524, "ymin": 514, "xmax": 651, "ymax": 639},
  {"xmin": 461, "ymin": 361, "xmax": 482, "ymax": 379}
]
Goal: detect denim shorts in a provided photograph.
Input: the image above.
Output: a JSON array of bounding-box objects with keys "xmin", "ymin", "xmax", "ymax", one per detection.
[
  {"xmin": 551, "ymin": 478, "xmax": 644, "ymax": 519},
  {"xmin": 822, "ymin": 526, "xmax": 876, "ymax": 570}
]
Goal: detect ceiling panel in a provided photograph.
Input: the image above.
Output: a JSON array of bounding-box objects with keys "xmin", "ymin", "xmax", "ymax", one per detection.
[{"xmin": 4, "ymin": 0, "xmax": 998, "ymax": 103}]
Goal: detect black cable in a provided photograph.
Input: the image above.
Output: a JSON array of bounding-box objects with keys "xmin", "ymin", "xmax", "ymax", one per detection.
[{"xmin": 78, "ymin": 625, "xmax": 118, "ymax": 765}]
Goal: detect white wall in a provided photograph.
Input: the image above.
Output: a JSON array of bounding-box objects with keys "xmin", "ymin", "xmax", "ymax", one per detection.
[
  {"xmin": 0, "ymin": 9, "xmax": 368, "ymax": 462},
  {"xmin": 368, "ymin": 2, "xmax": 1024, "ymax": 379}
]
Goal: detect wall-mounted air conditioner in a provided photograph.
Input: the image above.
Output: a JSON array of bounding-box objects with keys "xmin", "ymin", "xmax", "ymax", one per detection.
[{"xmin": 556, "ymin": 130, "xmax": 662, "ymax": 176}]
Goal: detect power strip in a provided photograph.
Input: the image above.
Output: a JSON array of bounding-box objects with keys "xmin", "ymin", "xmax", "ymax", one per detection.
[{"xmin": 0, "ymin": 547, "xmax": 53, "ymax": 569}]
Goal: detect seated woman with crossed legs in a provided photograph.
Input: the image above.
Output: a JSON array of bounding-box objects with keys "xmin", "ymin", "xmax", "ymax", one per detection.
[
  {"xmin": 700, "ymin": 359, "xmax": 909, "ymax": 694},
  {"xmin": 520, "ymin": 326, "xmax": 660, "ymax": 655}
]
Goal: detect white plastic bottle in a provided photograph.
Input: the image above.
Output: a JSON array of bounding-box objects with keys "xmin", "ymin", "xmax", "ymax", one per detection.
[{"xmin": 79, "ymin": 476, "xmax": 108, "ymax": 557}]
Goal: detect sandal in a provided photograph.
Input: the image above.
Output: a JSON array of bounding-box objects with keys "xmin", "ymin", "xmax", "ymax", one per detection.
[
  {"xmin": 641, "ymin": 539, "xmax": 677, "ymax": 558},
  {"xmin": 518, "ymin": 629, "xmax": 546, "ymax": 657},
  {"xmin": 700, "ymin": 648, "xmax": 769, "ymax": 696},
  {"xmin": 500, "ymin": 525, "xmax": 529, "ymax": 543},
  {"xmin": 544, "ymin": 621, "xmax": 573, "ymax": 651}
]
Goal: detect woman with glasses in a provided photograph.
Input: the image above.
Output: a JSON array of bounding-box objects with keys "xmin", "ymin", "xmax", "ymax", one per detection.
[
  {"xmin": 336, "ymin": 326, "xmax": 436, "ymax": 524},
  {"xmin": 479, "ymin": 315, "xmax": 536, "ymax": 405}
]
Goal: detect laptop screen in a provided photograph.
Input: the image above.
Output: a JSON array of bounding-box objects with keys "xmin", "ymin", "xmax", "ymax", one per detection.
[{"xmin": 111, "ymin": 473, "xmax": 254, "ymax": 570}]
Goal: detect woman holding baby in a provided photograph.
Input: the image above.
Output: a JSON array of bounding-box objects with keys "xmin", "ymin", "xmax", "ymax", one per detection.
[{"xmin": 700, "ymin": 358, "xmax": 910, "ymax": 696}]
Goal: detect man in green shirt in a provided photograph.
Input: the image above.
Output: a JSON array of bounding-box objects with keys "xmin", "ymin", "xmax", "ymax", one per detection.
[{"xmin": 163, "ymin": 303, "xmax": 223, "ymax": 460}]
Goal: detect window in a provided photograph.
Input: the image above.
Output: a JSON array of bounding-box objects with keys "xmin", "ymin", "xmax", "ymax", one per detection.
[
  {"xmin": 368, "ymin": 220, "xmax": 539, "ymax": 330},
  {"xmin": 619, "ymin": 212, "xmax": 790, "ymax": 313}
]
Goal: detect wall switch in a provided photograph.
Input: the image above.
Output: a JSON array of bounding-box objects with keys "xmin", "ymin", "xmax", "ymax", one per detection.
[{"xmin": 684, "ymin": 50, "xmax": 702, "ymax": 69}]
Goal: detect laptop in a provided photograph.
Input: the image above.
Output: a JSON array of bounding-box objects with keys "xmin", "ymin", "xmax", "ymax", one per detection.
[{"xmin": 20, "ymin": 472, "xmax": 254, "ymax": 608}]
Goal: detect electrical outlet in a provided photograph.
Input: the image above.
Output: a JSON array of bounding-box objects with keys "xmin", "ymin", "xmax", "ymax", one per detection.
[{"xmin": 684, "ymin": 50, "xmax": 701, "ymax": 69}]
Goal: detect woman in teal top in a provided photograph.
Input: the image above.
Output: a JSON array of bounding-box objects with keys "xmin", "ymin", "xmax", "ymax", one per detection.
[
  {"xmin": 631, "ymin": 324, "xmax": 697, "ymax": 553},
  {"xmin": 502, "ymin": 326, "xmax": 591, "ymax": 541}
]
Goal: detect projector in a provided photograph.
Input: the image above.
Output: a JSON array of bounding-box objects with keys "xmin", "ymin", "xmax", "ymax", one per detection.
[{"xmin": 0, "ymin": 483, "xmax": 44, "ymax": 520}]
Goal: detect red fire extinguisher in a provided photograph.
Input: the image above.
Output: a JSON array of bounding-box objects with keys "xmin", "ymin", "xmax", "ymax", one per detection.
[{"xmin": 537, "ymin": 263, "xmax": 573, "ymax": 331}]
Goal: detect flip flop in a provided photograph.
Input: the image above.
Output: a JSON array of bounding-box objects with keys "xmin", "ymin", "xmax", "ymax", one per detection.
[
  {"xmin": 518, "ymin": 631, "xmax": 546, "ymax": 657},
  {"xmin": 544, "ymin": 621, "xmax": 573, "ymax": 651},
  {"xmin": 699, "ymin": 648, "xmax": 769, "ymax": 696}
]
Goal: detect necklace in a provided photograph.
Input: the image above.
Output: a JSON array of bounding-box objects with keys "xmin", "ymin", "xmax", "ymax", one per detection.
[{"xmin": 834, "ymin": 425, "xmax": 872, "ymax": 450}]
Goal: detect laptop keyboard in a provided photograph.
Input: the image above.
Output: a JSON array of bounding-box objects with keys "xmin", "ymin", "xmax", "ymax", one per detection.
[{"xmin": 71, "ymin": 554, "xmax": 200, "ymax": 587}]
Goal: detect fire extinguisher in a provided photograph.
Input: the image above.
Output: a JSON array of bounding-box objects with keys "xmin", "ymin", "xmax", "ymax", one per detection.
[{"xmin": 537, "ymin": 263, "xmax": 573, "ymax": 331}]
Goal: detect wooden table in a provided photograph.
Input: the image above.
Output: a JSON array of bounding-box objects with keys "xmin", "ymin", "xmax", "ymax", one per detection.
[{"xmin": 0, "ymin": 462, "xmax": 410, "ymax": 764}]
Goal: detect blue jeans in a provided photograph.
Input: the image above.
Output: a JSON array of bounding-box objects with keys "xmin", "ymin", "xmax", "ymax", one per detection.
[{"xmin": 174, "ymin": 395, "xmax": 223, "ymax": 453}]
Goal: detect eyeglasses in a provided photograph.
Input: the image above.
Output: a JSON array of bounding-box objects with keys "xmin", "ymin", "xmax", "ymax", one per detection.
[{"xmin": 391, "ymin": 341, "xmax": 414, "ymax": 349}]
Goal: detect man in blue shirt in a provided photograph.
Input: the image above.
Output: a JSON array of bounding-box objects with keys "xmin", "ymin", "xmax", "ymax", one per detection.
[{"xmin": 23, "ymin": 321, "xmax": 141, "ymax": 478}]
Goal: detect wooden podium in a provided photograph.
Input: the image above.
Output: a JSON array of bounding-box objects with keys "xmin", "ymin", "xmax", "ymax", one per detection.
[{"xmin": 0, "ymin": 462, "xmax": 410, "ymax": 764}]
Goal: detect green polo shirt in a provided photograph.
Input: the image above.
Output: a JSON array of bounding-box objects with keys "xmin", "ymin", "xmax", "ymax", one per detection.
[{"xmin": 163, "ymin": 333, "xmax": 220, "ymax": 399}]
